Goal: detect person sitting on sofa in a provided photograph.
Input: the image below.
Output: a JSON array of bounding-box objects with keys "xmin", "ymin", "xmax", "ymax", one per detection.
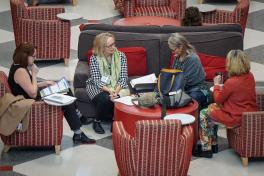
[
  {"xmin": 194, "ymin": 50, "xmax": 257, "ymax": 158},
  {"xmin": 168, "ymin": 33, "xmax": 209, "ymax": 110},
  {"xmin": 86, "ymin": 32, "xmax": 130, "ymax": 134},
  {"xmin": 8, "ymin": 42, "xmax": 96, "ymax": 144},
  {"xmin": 181, "ymin": 6, "xmax": 202, "ymax": 26}
]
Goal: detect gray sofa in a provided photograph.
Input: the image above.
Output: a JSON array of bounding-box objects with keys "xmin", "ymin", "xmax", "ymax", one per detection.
[{"xmin": 74, "ymin": 23, "xmax": 243, "ymax": 117}]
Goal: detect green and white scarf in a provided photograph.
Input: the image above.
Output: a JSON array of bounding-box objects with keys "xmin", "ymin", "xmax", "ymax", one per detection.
[{"xmin": 96, "ymin": 49, "xmax": 121, "ymax": 91}]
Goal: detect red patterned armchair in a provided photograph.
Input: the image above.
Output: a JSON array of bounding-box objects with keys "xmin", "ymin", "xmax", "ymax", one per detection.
[
  {"xmin": 123, "ymin": 0, "xmax": 186, "ymax": 20},
  {"xmin": 10, "ymin": 0, "xmax": 71, "ymax": 65},
  {"xmin": 202, "ymin": 0, "xmax": 250, "ymax": 34},
  {"xmin": 227, "ymin": 91, "xmax": 264, "ymax": 166},
  {"xmin": 0, "ymin": 71, "xmax": 63, "ymax": 155},
  {"xmin": 112, "ymin": 120, "xmax": 193, "ymax": 176}
]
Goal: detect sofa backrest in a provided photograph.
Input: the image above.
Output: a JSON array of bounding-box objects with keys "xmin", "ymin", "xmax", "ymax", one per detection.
[{"xmin": 78, "ymin": 23, "xmax": 243, "ymax": 75}]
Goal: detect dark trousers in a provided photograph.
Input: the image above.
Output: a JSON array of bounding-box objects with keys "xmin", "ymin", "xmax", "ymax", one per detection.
[
  {"xmin": 92, "ymin": 92, "xmax": 114, "ymax": 121},
  {"xmin": 189, "ymin": 90, "xmax": 208, "ymax": 111},
  {"xmin": 62, "ymin": 90, "xmax": 81, "ymax": 131}
]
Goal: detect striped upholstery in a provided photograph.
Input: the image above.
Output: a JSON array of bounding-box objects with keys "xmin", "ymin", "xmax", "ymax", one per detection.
[
  {"xmin": 202, "ymin": 0, "xmax": 249, "ymax": 34},
  {"xmin": 136, "ymin": 0, "xmax": 170, "ymax": 6},
  {"xmin": 112, "ymin": 120, "xmax": 193, "ymax": 176},
  {"xmin": 0, "ymin": 71, "xmax": 63, "ymax": 149},
  {"xmin": 135, "ymin": 6, "xmax": 176, "ymax": 18},
  {"xmin": 227, "ymin": 92, "xmax": 264, "ymax": 162},
  {"xmin": 10, "ymin": 0, "xmax": 70, "ymax": 61},
  {"xmin": 124, "ymin": 0, "xmax": 186, "ymax": 20}
]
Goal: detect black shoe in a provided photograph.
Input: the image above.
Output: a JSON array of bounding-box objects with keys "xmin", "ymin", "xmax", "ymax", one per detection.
[
  {"xmin": 73, "ymin": 132, "xmax": 96, "ymax": 144},
  {"xmin": 80, "ymin": 116, "xmax": 94, "ymax": 125},
  {"xmin": 212, "ymin": 144, "xmax": 218, "ymax": 153},
  {"xmin": 93, "ymin": 121, "xmax": 105, "ymax": 134},
  {"xmin": 192, "ymin": 150, "xmax": 213, "ymax": 158}
]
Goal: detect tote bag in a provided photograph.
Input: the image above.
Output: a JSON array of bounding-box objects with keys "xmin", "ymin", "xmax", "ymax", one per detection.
[{"xmin": 158, "ymin": 69, "xmax": 192, "ymax": 118}]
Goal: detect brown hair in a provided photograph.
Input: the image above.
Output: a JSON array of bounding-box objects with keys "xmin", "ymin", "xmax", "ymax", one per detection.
[
  {"xmin": 13, "ymin": 42, "xmax": 35, "ymax": 68},
  {"xmin": 181, "ymin": 7, "xmax": 202, "ymax": 26},
  {"xmin": 92, "ymin": 32, "xmax": 115, "ymax": 57},
  {"xmin": 226, "ymin": 50, "xmax": 250, "ymax": 76}
]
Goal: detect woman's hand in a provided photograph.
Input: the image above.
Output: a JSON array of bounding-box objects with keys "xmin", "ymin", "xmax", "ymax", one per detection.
[
  {"xmin": 45, "ymin": 80, "xmax": 56, "ymax": 86},
  {"xmin": 31, "ymin": 64, "xmax": 39, "ymax": 75},
  {"xmin": 213, "ymin": 75, "xmax": 221, "ymax": 85},
  {"xmin": 37, "ymin": 80, "xmax": 56, "ymax": 88},
  {"xmin": 109, "ymin": 92, "xmax": 119, "ymax": 101}
]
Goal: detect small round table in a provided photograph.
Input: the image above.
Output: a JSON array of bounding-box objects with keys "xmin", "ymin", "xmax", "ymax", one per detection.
[
  {"xmin": 164, "ymin": 113, "xmax": 195, "ymax": 125},
  {"xmin": 113, "ymin": 16, "xmax": 181, "ymax": 27},
  {"xmin": 57, "ymin": 13, "xmax": 82, "ymax": 21},
  {"xmin": 114, "ymin": 100, "xmax": 199, "ymax": 145}
]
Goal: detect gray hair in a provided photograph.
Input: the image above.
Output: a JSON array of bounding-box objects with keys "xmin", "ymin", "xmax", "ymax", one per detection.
[{"xmin": 168, "ymin": 33, "xmax": 196, "ymax": 55}]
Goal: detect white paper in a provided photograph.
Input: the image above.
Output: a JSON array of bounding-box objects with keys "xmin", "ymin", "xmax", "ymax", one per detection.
[
  {"xmin": 114, "ymin": 96, "xmax": 134, "ymax": 106},
  {"xmin": 130, "ymin": 73, "xmax": 157, "ymax": 88},
  {"xmin": 44, "ymin": 93, "xmax": 76, "ymax": 105}
]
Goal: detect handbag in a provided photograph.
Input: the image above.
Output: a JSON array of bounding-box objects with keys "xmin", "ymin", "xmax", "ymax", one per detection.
[{"xmin": 158, "ymin": 69, "xmax": 192, "ymax": 118}]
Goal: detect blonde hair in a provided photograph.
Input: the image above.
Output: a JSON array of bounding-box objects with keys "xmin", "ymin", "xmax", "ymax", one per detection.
[
  {"xmin": 92, "ymin": 32, "xmax": 115, "ymax": 57},
  {"xmin": 226, "ymin": 50, "xmax": 250, "ymax": 76},
  {"xmin": 168, "ymin": 33, "xmax": 196, "ymax": 55}
]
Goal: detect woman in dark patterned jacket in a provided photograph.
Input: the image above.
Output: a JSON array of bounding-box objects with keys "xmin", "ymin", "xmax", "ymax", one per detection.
[{"xmin": 86, "ymin": 32, "xmax": 129, "ymax": 134}]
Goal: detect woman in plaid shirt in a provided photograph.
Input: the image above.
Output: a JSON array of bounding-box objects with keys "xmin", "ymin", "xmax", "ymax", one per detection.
[{"xmin": 86, "ymin": 33, "xmax": 129, "ymax": 134}]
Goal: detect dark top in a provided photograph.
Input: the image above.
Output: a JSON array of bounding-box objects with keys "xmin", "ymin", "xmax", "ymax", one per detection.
[
  {"xmin": 8, "ymin": 64, "xmax": 32, "ymax": 99},
  {"xmin": 172, "ymin": 53, "xmax": 207, "ymax": 93}
]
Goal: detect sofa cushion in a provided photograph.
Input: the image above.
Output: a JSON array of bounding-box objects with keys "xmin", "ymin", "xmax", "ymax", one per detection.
[
  {"xmin": 169, "ymin": 52, "xmax": 226, "ymax": 81},
  {"xmin": 197, "ymin": 52, "xmax": 226, "ymax": 81},
  {"xmin": 87, "ymin": 47, "xmax": 147, "ymax": 76}
]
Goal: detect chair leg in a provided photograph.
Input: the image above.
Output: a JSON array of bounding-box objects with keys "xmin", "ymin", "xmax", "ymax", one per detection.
[
  {"xmin": 2, "ymin": 145, "xmax": 11, "ymax": 153},
  {"xmin": 64, "ymin": 58, "xmax": 69, "ymax": 66},
  {"xmin": 55, "ymin": 145, "xmax": 61, "ymax": 155},
  {"xmin": 72, "ymin": 0, "xmax": 77, "ymax": 6},
  {"xmin": 241, "ymin": 157, "xmax": 248, "ymax": 167}
]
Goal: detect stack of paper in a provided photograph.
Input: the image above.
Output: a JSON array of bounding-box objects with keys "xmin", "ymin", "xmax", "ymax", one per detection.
[
  {"xmin": 130, "ymin": 73, "xmax": 157, "ymax": 88},
  {"xmin": 44, "ymin": 93, "xmax": 76, "ymax": 105}
]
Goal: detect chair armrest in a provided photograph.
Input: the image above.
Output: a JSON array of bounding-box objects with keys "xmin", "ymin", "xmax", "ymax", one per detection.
[
  {"xmin": 202, "ymin": 10, "xmax": 234, "ymax": 24},
  {"xmin": 112, "ymin": 121, "xmax": 136, "ymax": 176},
  {"xmin": 179, "ymin": 125, "xmax": 193, "ymax": 176},
  {"xmin": 27, "ymin": 6, "xmax": 65, "ymax": 20},
  {"xmin": 31, "ymin": 100, "xmax": 63, "ymax": 119},
  {"xmin": 73, "ymin": 61, "xmax": 90, "ymax": 89}
]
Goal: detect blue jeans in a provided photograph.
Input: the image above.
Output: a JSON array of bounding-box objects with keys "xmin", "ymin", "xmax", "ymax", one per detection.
[{"xmin": 189, "ymin": 90, "xmax": 208, "ymax": 110}]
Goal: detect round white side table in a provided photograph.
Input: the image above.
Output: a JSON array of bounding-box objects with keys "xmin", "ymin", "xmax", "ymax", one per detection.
[
  {"xmin": 164, "ymin": 113, "xmax": 195, "ymax": 125},
  {"xmin": 57, "ymin": 13, "xmax": 82, "ymax": 21}
]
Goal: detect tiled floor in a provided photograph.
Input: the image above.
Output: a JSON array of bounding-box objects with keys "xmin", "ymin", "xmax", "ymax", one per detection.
[{"xmin": 0, "ymin": 0, "xmax": 264, "ymax": 175}]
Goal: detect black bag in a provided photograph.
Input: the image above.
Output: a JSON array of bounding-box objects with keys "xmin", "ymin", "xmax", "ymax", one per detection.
[{"xmin": 158, "ymin": 69, "xmax": 192, "ymax": 118}]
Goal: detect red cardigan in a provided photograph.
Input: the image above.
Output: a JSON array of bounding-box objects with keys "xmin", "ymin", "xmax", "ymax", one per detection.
[{"xmin": 210, "ymin": 72, "xmax": 257, "ymax": 127}]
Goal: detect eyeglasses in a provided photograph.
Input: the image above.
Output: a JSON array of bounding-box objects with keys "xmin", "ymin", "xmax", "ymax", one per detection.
[{"xmin": 105, "ymin": 42, "xmax": 115, "ymax": 48}]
